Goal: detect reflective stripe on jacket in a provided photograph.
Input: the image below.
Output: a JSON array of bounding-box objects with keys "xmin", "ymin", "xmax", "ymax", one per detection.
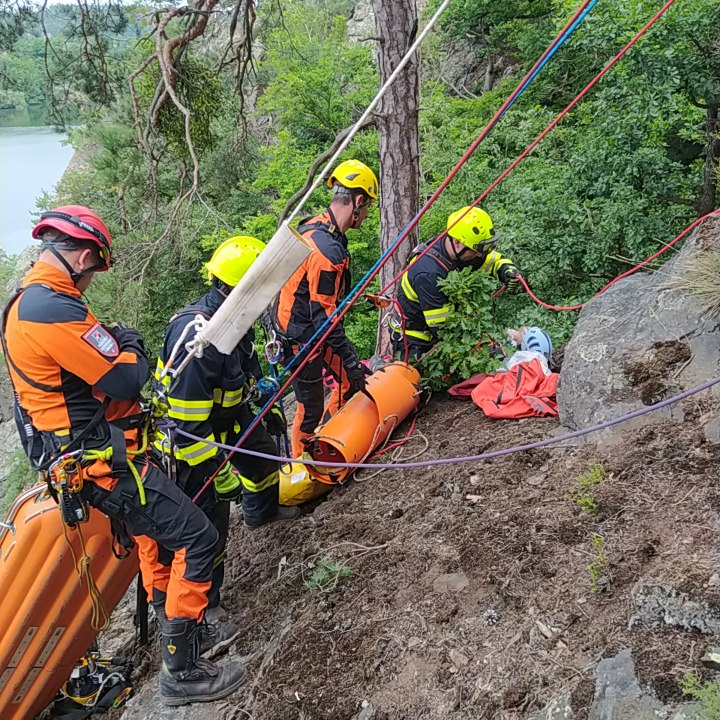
[
  {"xmin": 272, "ymin": 208, "xmax": 358, "ymax": 366},
  {"xmin": 154, "ymin": 287, "xmax": 261, "ymax": 466}
]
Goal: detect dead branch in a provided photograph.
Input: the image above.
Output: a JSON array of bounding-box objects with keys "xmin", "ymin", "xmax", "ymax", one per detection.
[{"xmin": 278, "ymin": 116, "xmax": 377, "ymax": 225}]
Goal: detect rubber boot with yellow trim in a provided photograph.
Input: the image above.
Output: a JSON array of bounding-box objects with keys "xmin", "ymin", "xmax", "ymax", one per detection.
[{"xmin": 159, "ymin": 618, "xmax": 245, "ymax": 706}]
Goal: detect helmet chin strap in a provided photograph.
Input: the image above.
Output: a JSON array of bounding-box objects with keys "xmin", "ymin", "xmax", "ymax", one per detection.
[{"xmin": 42, "ymin": 243, "xmax": 102, "ymax": 285}]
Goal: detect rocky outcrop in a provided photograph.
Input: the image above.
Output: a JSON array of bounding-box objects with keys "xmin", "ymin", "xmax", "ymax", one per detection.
[{"xmin": 558, "ymin": 217, "xmax": 720, "ymax": 431}]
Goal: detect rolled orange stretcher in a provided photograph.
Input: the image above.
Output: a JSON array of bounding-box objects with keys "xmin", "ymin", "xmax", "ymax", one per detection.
[
  {"xmin": 307, "ymin": 361, "xmax": 421, "ymax": 484},
  {"xmin": 0, "ymin": 484, "xmax": 138, "ymax": 720}
]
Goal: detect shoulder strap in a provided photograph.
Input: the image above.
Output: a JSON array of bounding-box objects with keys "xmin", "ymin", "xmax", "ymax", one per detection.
[
  {"xmin": 169, "ymin": 307, "xmax": 212, "ymax": 324},
  {"xmin": 406, "ymin": 239, "xmax": 452, "ymax": 274}
]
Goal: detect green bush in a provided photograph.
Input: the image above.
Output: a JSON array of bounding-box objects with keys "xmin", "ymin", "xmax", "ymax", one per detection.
[{"xmin": 419, "ymin": 268, "xmax": 504, "ymax": 389}]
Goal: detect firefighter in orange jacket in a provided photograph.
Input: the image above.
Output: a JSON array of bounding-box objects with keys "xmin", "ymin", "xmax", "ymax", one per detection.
[
  {"xmin": 0, "ymin": 206, "xmax": 244, "ymax": 706},
  {"xmin": 272, "ymin": 159, "xmax": 377, "ymax": 456}
]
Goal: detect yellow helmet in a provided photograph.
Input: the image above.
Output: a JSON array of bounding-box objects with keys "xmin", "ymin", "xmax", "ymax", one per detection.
[
  {"xmin": 446, "ymin": 206, "xmax": 497, "ymax": 250},
  {"xmin": 327, "ymin": 159, "xmax": 379, "ymax": 200},
  {"xmin": 206, "ymin": 235, "xmax": 266, "ymax": 287}
]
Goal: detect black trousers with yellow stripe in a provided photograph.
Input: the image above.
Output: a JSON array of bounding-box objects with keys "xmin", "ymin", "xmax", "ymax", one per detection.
[{"xmin": 223, "ymin": 403, "xmax": 280, "ymax": 525}]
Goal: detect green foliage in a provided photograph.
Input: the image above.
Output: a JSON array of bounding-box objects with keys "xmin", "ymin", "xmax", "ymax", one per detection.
[
  {"xmin": 0, "ymin": 450, "xmax": 38, "ymax": 514},
  {"xmin": 420, "ymin": 268, "xmax": 503, "ymax": 389},
  {"xmin": 587, "ymin": 532, "xmax": 608, "ymax": 594},
  {"xmin": 681, "ymin": 672, "xmax": 720, "ymax": 720},
  {"xmin": 9, "ymin": 0, "xmax": 718, "ymax": 379},
  {"xmin": 137, "ymin": 55, "xmax": 224, "ymax": 159},
  {"xmin": 566, "ymin": 462, "xmax": 607, "ymax": 516},
  {"xmin": 304, "ymin": 557, "xmax": 352, "ymax": 592}
]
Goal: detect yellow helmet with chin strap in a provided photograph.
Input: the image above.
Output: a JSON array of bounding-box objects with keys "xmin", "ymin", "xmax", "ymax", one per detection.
[
  {"xmin": 328, "ymin": 159, "xmax": 379, "ymax": 200},
  {"xmin": 446, "ymin": 206, "xmax": 498, "ymax": 251},
  {"xmin": 206, "ymin": 235, "xmax": 266, "ymax": 287}
]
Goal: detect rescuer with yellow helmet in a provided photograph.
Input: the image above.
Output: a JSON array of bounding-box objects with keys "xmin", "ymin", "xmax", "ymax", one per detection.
[
  {"xmin": 391, "ymin": 205, "xmax": 522, "ymax": 359},
  {"xmin": 271, "ymin": 158, "xmax": 378, "ymax": 456},
  {"xmin": 153, "ymin": 235, "xmax": 301, "ymax": 687}
]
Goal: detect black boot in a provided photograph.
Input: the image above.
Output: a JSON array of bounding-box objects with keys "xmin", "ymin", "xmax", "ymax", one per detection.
[
  {"xmin": 159, "ymin": 618, "xmax": 246, "ymax": 706},
  {"xmin": 244, "ymin": 505, "xmax": 302, "ymax": 529},
  {"xmin": 199, "ymin": 606, "xmax": 240, "ymax": 655},
  {"xmin": 154, "ymin": 604, "xmax": 239, "ymax": 655}
]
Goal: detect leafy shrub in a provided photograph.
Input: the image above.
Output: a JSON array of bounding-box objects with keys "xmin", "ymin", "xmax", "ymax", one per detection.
[{"xmin": 420, "ymin": 267, "xmax": 504, "ymax": 389}]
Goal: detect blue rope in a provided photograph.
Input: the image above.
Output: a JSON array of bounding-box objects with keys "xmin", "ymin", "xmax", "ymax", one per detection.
[
  {"xmin": 274, "ymin": 0, "xmax": 599, "ymax": 385},
  {"xmin": 238, "ymin": 0, "xmax": 598, "ymax": 453}
]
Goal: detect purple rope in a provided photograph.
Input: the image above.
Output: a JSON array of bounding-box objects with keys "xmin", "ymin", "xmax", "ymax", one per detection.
[{"xmin": 165, "ymin": 376, "xmax": 720, "ymax": 470}]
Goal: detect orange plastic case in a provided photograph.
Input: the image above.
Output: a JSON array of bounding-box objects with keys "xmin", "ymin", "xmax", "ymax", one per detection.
[
  {"xmin": 308, "ymin": 362, "xmax": 421, "ymax": 484},
  {"xmin": 0, "ymin": 484, "xmax": 138, "ymax": 720}
]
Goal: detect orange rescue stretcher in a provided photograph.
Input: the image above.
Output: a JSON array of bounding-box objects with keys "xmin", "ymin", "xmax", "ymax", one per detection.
[
  {"xmin": 0, "ymin": 484, "xmax": 138, "ymax": 720},
  {"xmin": 307, "ymin": 361, "xmax": 421, "ymax": 484}
]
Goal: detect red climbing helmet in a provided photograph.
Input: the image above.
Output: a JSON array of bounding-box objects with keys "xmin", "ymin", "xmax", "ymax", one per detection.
[{"xmin": 32, "ymin": 205, "xmax": 113, "ymax": 271}]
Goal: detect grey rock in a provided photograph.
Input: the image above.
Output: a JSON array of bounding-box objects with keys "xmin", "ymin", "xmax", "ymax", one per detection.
[
  {"xmin": 668, "ymin": 705, "xmax": 702, "ymax": 720},
  {"xmin": 558, "ymin": 217, "xmax": 720, "ymax": 432},
  {"xmin": 531, "ymin": 693, "xmax": 574, "ymax": 719},
  {"xmin": 433, "ymin": 571, "xmax": 469, "ymax": 593},
  {"xmin": 354, "ymin": 699, "xmax": 375, "ymax": 720},
  {"xmin": 631, "ymin": 582, "xmax": 720, "ymax": 635},
  {"xmin": 589, "ymin": 649, "xmax": 666, "ymax": 720}
]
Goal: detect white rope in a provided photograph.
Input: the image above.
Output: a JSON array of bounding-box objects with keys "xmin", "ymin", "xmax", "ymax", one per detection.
[{"xmin": 285, "ymin": 0, "xmax": 452, "ymax": 225}]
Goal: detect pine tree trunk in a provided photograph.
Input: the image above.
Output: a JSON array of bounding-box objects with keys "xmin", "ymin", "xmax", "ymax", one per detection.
[
  {"xmin": 698, "ymin": 103, "xmax": 719, "ymax": 217},
  {"xmin": 372, "ymin": 0, "xmax": 420, "ymax": 357}
]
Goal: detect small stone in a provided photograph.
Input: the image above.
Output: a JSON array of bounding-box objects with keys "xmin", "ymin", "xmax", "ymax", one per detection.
[
  {"xmin": 449, "ymin": 649, "xmax": 469, "ymax": 668},
  {"xmin": 709, "ymin": 573, "xmax": 719, "ymax": 587},
  {"xmin": 433, "ymin": 571, "xmax": 469, "ymax": 593}
]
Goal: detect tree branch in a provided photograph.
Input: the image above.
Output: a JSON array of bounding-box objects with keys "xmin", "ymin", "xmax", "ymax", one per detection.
[{"xmin": 278, "ymin": 116, "xmax": 377, "ymax": 225}]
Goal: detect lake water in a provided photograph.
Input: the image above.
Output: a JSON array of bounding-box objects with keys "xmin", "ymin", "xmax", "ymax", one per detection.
[{"xmin": 0, "ymin": 119, "xmax": 74, "ymax": 256}]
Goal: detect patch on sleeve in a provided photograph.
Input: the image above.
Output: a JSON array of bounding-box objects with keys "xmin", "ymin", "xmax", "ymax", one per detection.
[{"xmin": 81, "ymin": 323, "xmax": 119, "ymax": 357}]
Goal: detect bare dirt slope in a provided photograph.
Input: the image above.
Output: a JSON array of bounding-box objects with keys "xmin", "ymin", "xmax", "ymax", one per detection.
[{"xmin": 119, "ymin": 392, "xmax": 720, "ymax": 720}]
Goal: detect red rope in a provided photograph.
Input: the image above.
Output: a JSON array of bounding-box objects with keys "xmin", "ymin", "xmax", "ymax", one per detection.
[
  {"xmin": 378, "ymin": 0, "xmax": 681, "ymax": 299},
  {"xmin": 520, "ymin": 208, "xmax": 720, "ymax": 312},
  {"xmin": 192, "ymin": 0, "xmax": 678, "ymax": 503}
]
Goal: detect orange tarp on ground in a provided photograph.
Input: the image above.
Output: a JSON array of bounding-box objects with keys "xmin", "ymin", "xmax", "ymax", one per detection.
[{"xmin": 467, "ymin": 359, "xmax": 559, "ymax": 419}]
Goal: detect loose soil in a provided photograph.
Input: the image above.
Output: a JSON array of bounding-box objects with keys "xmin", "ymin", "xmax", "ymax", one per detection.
[{"xmin": 117, "ymin": 394, "xmax": 720, "ymax": 720}]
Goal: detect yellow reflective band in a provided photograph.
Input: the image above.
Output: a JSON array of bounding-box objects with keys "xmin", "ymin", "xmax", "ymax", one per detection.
[
  {"xmin": 423, "ymin": 305, "xmax": 452, "ymax": 327},
  {"xmin": 176, "ymin": 436, "xmax": 218, "ymax": 465},
  {"xmin": 401, "ymin": 272, "xmax": 419, "ymax": 303},
  {"xmin": 240, "ymin": 470, "xmax": 280, "ymax": 493},
  {"xmin": 218, "ymin": 387, "xmax": 244, "ymax": 408},
  {"xmin": 167, "ymin": 397, "xmax": 213, "ymax": 421},
  {"xmin": 154, "ymin": 360, "xmax": 171, "ymax": 388},
  {"xmin": 404, "ymin": 328, "xmax": 433, "ymax": 342}
]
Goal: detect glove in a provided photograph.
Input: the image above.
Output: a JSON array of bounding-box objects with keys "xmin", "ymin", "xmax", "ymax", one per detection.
[
  {"xmin": 264, "ymin": 405, "xmax": 287, "ymax": 436},
  {"xmin": 345, "ymin": 360, "xmax": 372, "ymax": 394},
  {"xmin": 498, "ymin": 264, "xmax": 521, "ymax": 292},
  {"xmin": 213, "ymin": 462, "xmax": 243, "ymax": 501},
  {"xmin": 105, "ymin": 323, "xmax": 149, "ymax": 361}
]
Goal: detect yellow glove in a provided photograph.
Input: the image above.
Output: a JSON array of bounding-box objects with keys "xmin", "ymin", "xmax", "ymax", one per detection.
[{"xmin": 213, "ymin": 463, "xmax": 242, "ymax": 501}]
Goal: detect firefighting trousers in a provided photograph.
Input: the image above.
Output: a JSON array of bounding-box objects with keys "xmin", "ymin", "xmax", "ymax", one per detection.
[
  {"xmin": 175, "ymin": 461, "xmax": 230, "ymax": 610},
  {"xmin": 290, "ymin": 344, "xmax": 353, "ymax": 457},
  {"xmin": 390, "ymin": 329, "xmax": 433, "ymax": 362},
  {"xmin": 226, "ymin": 402, "xmax": 281, "ymax": 525},
  {"xmin": 82, "ymin": 457, "xmax": 218, "ymax": 622}
]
